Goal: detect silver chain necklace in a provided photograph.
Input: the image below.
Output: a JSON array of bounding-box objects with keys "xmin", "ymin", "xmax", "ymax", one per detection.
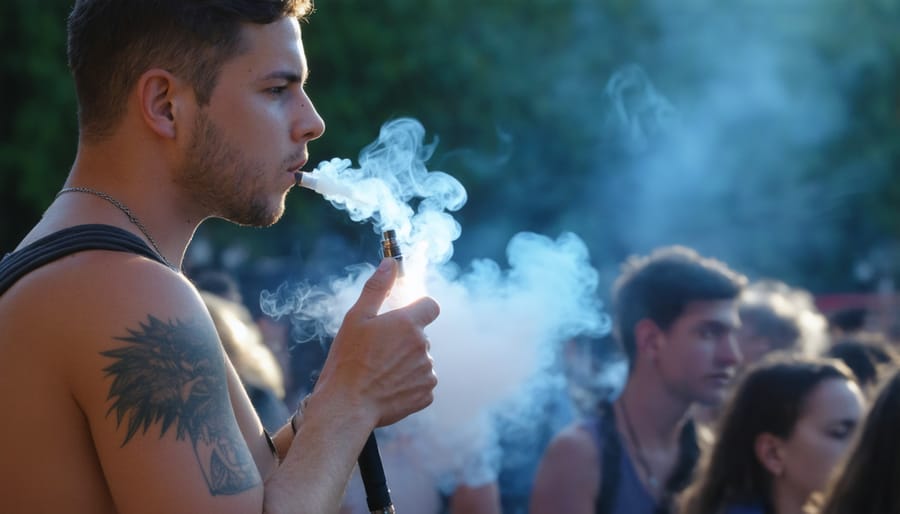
[
  {"xmin": 618, "ymin": 399, "xmax": 660, "ymax": 493},
  {"xmin": 55, "ymin": 187, "xmax": 178, "ymax": 271}
]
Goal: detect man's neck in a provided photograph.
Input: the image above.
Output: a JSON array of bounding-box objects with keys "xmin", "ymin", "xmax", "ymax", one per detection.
[
  {"xmin": 49, "ymin": 144, "xmax": 199, "ymax": 270},
  {"xmin": 616, "ymin": 370, "xmax": 692, "ymax": 449}
]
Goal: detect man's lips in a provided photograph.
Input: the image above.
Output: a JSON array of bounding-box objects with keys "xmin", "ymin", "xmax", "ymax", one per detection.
[{"xmin": 286, "ymin": 159, "xmax": 308, "ymax": 173}]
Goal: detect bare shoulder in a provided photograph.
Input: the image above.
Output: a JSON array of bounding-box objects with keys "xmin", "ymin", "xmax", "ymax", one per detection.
[
  {"xmin": 0, "ymin": 251, "xmax": 263, "ymax": 513},
  {"xmin": 540, "ymin": 422, "xmax": 601, "ymax": 480},
  {"xmin": 0, "ymin": 250, "xmax": 206, "ymax": 366},
  {"xmin": 530, "ymin": 421, "xmax": 600, "ymax": 514},
  {"xmin": 550, "ymin": 422, "xmax": 600, "ymax": 457}
]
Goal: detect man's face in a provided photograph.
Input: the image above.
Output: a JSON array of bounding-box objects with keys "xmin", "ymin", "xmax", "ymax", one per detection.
[
  {"xmin": 654, "ymin": 299, "xmax": 742, "ymax": 406},
  {"xmin": 176, "ymin": 17, "xmax": 325, "ymax": 227}
]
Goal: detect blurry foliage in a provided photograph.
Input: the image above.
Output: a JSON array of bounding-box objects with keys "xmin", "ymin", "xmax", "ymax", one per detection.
[
  {"xmin": 0, "ymin": 1, "xmax": 77, "ymax": 253},
  {"xmin": 1, "ymin": 0, "xmax": 900, "ymax": 293}
]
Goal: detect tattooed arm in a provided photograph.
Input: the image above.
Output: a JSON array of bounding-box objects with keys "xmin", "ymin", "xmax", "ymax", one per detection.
[
  {"xmin": 64, "ymin": 254, "xmax": 436, "ymax": 514},
  {"xmin": 67, "ymin": 254, "xmax": 266, "ymax": 513}
]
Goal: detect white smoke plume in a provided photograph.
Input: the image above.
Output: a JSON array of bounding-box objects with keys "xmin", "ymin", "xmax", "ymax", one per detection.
[
  {"xmin": 303, "ymin": 118, "xmax": 467, "ymax": 267},
  {"xmin": 261, "ymin": 118, "xmax": 611, "ymax": 499}
]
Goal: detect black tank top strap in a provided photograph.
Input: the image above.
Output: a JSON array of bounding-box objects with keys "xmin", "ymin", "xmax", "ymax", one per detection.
[
  {"xmin": 665, "ymin": 418, "xmax": 701, "ymax": 495},
  {"xmin": 653, "ymin": 418, "xmax": 700, "ymax": 514},
  {"xmin": 593, "ymin": 401, "xmax": 622, "ymax": 514},
  {"xmin": 0, "ymin": 224, "xmax": 169, "ymax": 297}
]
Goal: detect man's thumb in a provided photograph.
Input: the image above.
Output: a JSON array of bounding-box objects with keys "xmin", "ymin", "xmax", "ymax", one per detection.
[{"xmin": 350, "ymin": 258, "xmax": 398, "ymax": 319}]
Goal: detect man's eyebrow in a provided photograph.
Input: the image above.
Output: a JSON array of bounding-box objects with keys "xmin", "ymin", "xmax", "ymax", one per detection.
[
  {"xmin": 262, "ymin": 70, "xmax": 308, "ymax": 84},
  {"xmin": 700, "ymin": 319, "xmax": 739, "ymax": 330}
]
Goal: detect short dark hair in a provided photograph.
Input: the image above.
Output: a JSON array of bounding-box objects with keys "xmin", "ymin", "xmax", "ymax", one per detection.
[
  {"xmin": 612, "ymin": 245, "xmax": 746, "ymax": 363},
  {"xmin": 680, "ymin": 356, "xmax": 857, "ymax": 514},
  {"xmin": 67, "ymin": 0, "xmax": 314, "ymax": 142}
]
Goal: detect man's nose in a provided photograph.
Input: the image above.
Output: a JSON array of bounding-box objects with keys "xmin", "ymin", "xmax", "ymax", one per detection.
[
  {"xmin": 292, "ymin": 93, "xmax": 325, "ymax": 143},
  {"xmin": 718, "ymin": 333, "xmax": 743, "ymax": 366}
]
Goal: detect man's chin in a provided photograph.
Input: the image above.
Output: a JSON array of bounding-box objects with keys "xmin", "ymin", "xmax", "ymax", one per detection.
[
  {"xmin": 221, "ymin": 203, "xmax": 284, "ymax": 228},
  {"xmin": 254, "ymin": 208, "xmax": 284, "ymax": 228},
  {"xmin": 695, "ymin": 389, "xmax": 729, "ymax": 408}
]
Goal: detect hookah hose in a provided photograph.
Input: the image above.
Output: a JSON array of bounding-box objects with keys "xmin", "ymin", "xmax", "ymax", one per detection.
[
  {"xmin": 358, "ymin": 433, "xmax": 394, "ymax": 513},
  {"xmin": 357, "ymin": 230, "xmax": 405, "ymax": 513}
]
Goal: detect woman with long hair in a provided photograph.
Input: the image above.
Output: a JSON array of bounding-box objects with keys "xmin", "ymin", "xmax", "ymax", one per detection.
[
  {"xmin": 818, "ymin": 368, "xmax": 900, "ymax": 514},
  {"xmin": 678, "ymin": 356, "xmax": 864, "ymax": 514}
]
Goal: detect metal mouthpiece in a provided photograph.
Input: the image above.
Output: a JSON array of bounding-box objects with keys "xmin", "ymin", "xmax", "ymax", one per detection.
[{"xmin": 381, "ymin": 230, "xmax": 404, "ymax": 276}]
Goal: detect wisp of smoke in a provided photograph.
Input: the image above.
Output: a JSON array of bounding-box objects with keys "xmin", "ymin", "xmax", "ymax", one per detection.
[
  {"xmin": 305, "ymin": 118, "xmax": 467, "ymax": 266},
  {"xmin": 261, "ymin": 118, "xmax": 611, "ymax": 492}
]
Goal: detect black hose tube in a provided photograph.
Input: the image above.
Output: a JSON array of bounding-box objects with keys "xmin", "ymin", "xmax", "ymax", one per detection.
[{"xmin": 358, "ymin": 432, "xmax": 394, "ymax": 512}]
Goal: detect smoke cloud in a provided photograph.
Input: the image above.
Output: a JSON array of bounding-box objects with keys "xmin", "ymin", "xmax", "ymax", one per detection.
[
  {"xmin": 251, "ymin": 2, "xmax": 900, "ymax": 510},
  {"xmin": 261, "ymin": 118, "xmax": 611, "ymax": 496},
  {"xmin": 557, "ymin": 1, "xmax": 892, "ymax": 291}
]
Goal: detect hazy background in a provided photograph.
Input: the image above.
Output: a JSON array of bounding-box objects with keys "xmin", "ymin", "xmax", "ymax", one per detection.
[
  {"xmin": 5, "ymin": 2, "xmax": 900, "ymax": 509},
  {"xmin": 3, "ymin": 0, "xmax": 900, "ymax": 303}
]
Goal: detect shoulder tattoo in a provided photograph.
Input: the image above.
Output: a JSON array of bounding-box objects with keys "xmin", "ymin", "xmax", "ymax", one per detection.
[{"xmin": 101, "ymin": 315, "xmax": 261, "ymax": 495}]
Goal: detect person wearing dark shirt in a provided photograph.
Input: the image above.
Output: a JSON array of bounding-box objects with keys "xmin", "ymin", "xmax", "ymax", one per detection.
[{"xmin": 532, "ymin": 246, "xmax": 745, "ymax": 514}]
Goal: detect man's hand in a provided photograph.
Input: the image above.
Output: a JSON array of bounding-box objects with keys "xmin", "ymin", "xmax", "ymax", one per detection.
[{"xmin": 314, "ymin": 258, "xmax": 440, "ymax": 428}]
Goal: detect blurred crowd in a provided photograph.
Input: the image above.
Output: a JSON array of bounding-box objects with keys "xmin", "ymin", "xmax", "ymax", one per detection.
[{"xmin": 187, "ymin": 242, "xmax": 900, "ymax": 514}]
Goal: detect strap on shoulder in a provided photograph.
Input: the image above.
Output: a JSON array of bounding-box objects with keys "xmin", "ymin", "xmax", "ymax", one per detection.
[
  {"xmin": 652, "ymin": 419, "xmax": 701, "ymax": 514},
  {"xmin": 666, "ymin": 419, "xmax": 701, "ymax": 494},
  {"xmin": 0, "ymin": 224, "xmax": 168, "ymax": 297},
  {"xmin": 595, "ymin": 401, "xmax": 621, "ymax": 514}
]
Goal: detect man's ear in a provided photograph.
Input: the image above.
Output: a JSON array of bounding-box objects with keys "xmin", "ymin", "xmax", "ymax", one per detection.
[
  {"xmin": 754, "ymin": 432, "xmax": 785, "ymax": 477},
  {"xmin": 136, "ymin": 68, "xmax": 187, "ymax": 139},
  {"xmin": 634, "ymin": 318, "xmax": 663, "ymax": 359}
]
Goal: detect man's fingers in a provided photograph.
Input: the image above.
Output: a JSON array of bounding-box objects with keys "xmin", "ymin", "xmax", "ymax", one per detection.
[
  {"xmin": 349, "ymin": 258, "xmax": 398, "ymax": 319},
  {"xmin": 403, "ymin": 296, "xmax": 441, "ymax": 327}
]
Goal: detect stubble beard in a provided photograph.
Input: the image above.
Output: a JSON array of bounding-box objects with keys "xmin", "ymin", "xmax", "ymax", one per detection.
[{"xmin": 177, "ymin": 110, "xmax": 285, "ymax": 228}]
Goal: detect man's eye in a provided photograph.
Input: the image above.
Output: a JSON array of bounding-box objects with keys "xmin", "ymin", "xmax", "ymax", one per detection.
[{"xmin": 268, "ymin": 86, "xmax": 288, "ymax": 95}]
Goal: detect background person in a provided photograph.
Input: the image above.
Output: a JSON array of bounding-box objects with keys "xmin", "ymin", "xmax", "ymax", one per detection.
[
  {"xmin": 531, "ymin": 245, "xmax": 746, "ymax": 514},
  {"xmin": 818, "ymin": 368, "xmax": 900, "ymax": 514},
  {"xmin": 678, "ymin": 356, "xmax": 864, "ymax": 514},
  {"xmin": 201, "ymin": 290, "xmax": 292, "ymax": 433}
]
